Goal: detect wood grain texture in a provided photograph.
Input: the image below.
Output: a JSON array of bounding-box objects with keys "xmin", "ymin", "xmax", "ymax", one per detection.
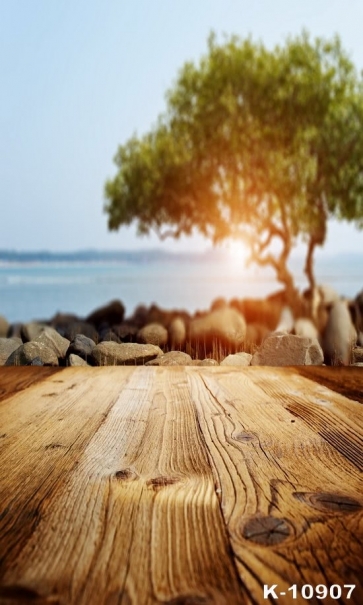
[
  {"xmin": 254, "ymin": 367, "xmax": 363, "ymax": 471},
  {"xmin": 295, "ymin": 366, "xmax": 363, "ymax": 405},
  {"xmin": 187, "ymin": 366, "xmax": 363, "ymax": 605},
  {"xmin": 0, "ymin": 368, "xmax": 133, "ymax": 582},
  {"xmin": 0, "ymin": 366, "xmax": 362, "ymax": 605},
  {"xmin": 0, "ymin": 367, "xmax": 245, "ymax": 605},
  {"xmin": 0, "ymin": 367, "xmax": 61, "ymax": 405}
]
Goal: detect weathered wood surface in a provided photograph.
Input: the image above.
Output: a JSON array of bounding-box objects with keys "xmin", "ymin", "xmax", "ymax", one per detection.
[{"xmin": 0, "ymin": 366, "xmax": 362, "ymax": 605}]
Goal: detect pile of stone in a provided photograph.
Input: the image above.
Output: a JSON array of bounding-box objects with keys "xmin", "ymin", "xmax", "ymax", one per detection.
[{"xmin": 0, "ymin": 286, "xmax": 362, "ymax": 367}]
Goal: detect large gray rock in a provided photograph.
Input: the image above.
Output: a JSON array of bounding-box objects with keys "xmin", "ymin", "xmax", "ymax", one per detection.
[
  {"xmin": 0, "ymin": 315, "xmax": 9, "ymax": 338},
  {"xmin": 137, "ymin": 322, "xmax": 168, "ymax": 347},
  {"xmin": 91, "ymin": 342, "xmax": 162, "ymax": 366},
  {"xmin": 146, "ymin": 351, "xmax": 193, "ymax": 366},
  {"xmin": 21, "ymin": 322, "xmax": 48, "ymax": 342},
  {"xmin": 0, "ymin": 337, "xmax": 22, "ymax": 365},
  {"xmin": 322, "ymin": 300, "xmax": 357, "ymax": 365},
  {"xmin": 220, "ymin": 352, "xmax": 252, "ymax": 366},
  {"xmin": 6, "ymin": 341, "xmax": 59, "ymax": 366},
  {"xmin": 36, "ymin": 328, "xmax": 70, "ymax": 361},
  {"xmin": 189, "ymin": 308, "xmax": 246, "ymax": 349},
  {"xmin": 251, "ymin": 333, "xmax": 324, "ymax": 366},
  {"xmin": 67, "ymin": 334, "xmax": 96, "ymax": 362}
]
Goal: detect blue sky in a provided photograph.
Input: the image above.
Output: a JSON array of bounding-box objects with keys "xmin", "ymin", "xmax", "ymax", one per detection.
[{"xmin": 1, "ymin": 0, "xmax": 363, "ymax": 254}]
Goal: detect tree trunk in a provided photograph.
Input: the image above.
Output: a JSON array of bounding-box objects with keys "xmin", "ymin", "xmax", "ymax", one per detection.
[
  {"xmin": 305, "ymin": 236, "xmax": 316, "ymax": 293},
  {"xmin": 304, "ymin": 196, "xmax": 328, "ymax": 318},
  {"xmin": 275, "ymin": 255, "xmax": 303, "ymax": 316}
]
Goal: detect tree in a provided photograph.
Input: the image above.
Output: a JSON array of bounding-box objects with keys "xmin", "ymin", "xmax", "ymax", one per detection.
[{"xmin": 104, "ymin": 32, "xmax": 363, "ymax": 312}]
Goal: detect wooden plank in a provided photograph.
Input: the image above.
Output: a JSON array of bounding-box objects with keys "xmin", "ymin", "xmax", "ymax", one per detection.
[
  {"xmin": 0, "ymin": 367, "xmax": 60, "ymax": 406},
  {"xmin": 0, "ymin": 367, "xmax": 246, "ymax": 605},
  {"xmin": 295, "ymin": 366, "xmax": 363, "ymax": 405},
  {"xmin": 251, "ymin": 367, "xmax": 363, "ymax": 471},
  {"xmin": 187, "ymin": 366, "xmax": 363, "ymax": 605},
  {"xmin": 0, "ymin": 368, "xmax": 134, "ymax": 581}
]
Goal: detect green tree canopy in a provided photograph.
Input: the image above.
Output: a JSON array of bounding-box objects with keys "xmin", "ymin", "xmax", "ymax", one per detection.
[{"xmin": 105, "ymin": 32, "xmax": 363, "ymax": 308}]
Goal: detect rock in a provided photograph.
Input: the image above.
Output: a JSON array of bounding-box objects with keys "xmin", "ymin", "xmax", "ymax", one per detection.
[
  {"xmin": 66, "ymin": 334, "xmax": 96, "ymax": 362},
  {"xmin": 352, "ymin": 347, "xmax": 363, "ymax": 364},
  {"xmin": 293, "ymin": 318, "xmax": 318, "ymax": 340},
  {"xmin": 113, "ymin": 323, "xmax": 138, "ymax": 342},
  {"xmin": 322, "ymin": 300, "xmax": 357, "ymax": 365},
  {"xmin": 6, "ymin": 341, "xmax": 59, "ymax": 366},
  {"xmin": 350, "ymin": 289, "xmax": 363, "ymax": 342},
  {"xmin": 21, "ymin": 322, "xmax": 48, "ymax": 342},
  {"xmin": 27, "ymin": 356, "xmax": 44, "ymax": 366},
  {"xmin": 318, "ymin": 284, "xmax": 340, "ymax": 306},
  {"xmin": 68, "ymin": 354, "xmax": 89, "ymax": 367},
  {"xmin": 0, "ymin": 337, "xmax": 22, "ymax": 365},
  {"xmin": 210, "ymin": 297, "xmax": 228, "ymax": 311},
  {"xmin": 197, "ymin": 358, "xmax": 219, "ymax": 366},
  {"xmin": 50, "ymin": 312, "xmax": 79, "ymax": 329},
  {"xmin": 220, "ymin": 353, "xmax": 252, "ymax": 366},
  {"xmin": 61, "ymin": 321, "xmax": 99, "ymax": 342},
  {"xmin": 130, "ymin": 304, "xmax": 149, "ymax": 328},
  {"xmin": 99, "ymin": 330, "xmax": 121, "ymax": 343},
  {"xmin": 234, "ymin": 297, "xmax": 283, "ymax": 330},
  {"xmin": 189, "ymin": 308, "xmax": 247, "ymax": 350},
  {"xmin": 245, "ymin": 323, "xmax": 270, "ymax": 348},
  {"xmin": 7, "ymin": 323, "xmax": 23, "ymax": 339},
  {"xmin": 143, "ymin": 304, "xmax": 170, "ymax": 327},
  {"xmin": 168, "ymin": 317, "xmax": 186, "ymax": 349},
  {"xmin": 137, "ymin": 323, "xmax": 168, "ymax": 347},
  {"xmin": 251, "ymin": 333, "xmax": 324, "ymax": 366},
  {"xmin": 91, "ymin": 342, "xmax": 162, "ymax": 366},
  {"xmin": 0, "ymin": 315, "xmax": 9, "ymax": 338},
  {"xmin": 145, "ymin": 351, "xmax": 193, "ymax": 366},
  {"xmin": 36, "ymin": 329, "xmax": 70, "ymax": 361},
  {"xmin": 86, "ymin": 300, "xmax": 125, "ymax": 329}
]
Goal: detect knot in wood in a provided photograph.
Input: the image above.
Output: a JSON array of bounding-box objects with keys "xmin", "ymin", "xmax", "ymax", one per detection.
[
  {"xmin": 294, "ymin": 491, "xmax": 362, "ymax": 513},
  {"xmin": 115, "ymin": 468, "xmax": 136, "ymax": 481},
  {"xmin": 147, "ymin": 476, "xmax": 179, "ymax": 491},
  {"xmin": 234, "ymin": 432, "xmax": 255, "ymax": 443},
  {"xmin": 242, "ymin": 515, "xmax": 291, "ymax": 545}
]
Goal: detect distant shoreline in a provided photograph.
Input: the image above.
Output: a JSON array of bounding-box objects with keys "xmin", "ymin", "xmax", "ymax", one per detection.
[
  {"xmin": 0, "ymin": 248, "xmax": 362, "ymax": 266},
  {"xmin": 0, "ymin": 249, "xmax": 225, "ymax": 265}
]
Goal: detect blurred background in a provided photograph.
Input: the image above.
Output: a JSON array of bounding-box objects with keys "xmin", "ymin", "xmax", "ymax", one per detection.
[{"xmin": 1, "ymin": 0, "xmax": 362, "ymax": 322}]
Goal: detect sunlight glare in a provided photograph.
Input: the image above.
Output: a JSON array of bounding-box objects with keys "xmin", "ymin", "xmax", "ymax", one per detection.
[{"xmin": 227, "ymin": 240, "xmax": 248, "ymax": 266}]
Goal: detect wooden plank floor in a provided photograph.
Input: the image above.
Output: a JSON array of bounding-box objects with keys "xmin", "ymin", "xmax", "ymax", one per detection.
[{"xmin": 0, "ymin": 367, "xmax": 362, "ymax": 605}]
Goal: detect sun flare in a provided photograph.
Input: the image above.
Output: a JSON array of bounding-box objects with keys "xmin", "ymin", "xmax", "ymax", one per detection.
[{"xmin": 227, "ymin": 240, "xmax": 248, "ymax": 264}]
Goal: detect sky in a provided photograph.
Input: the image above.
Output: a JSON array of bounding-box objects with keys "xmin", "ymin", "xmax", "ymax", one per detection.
[{"xmin": 1, "ymin": 0, "xmax": 363, "ymax": 255}]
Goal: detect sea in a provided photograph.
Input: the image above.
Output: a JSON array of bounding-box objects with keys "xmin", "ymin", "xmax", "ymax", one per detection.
[{"xmin": 0, "ymin": 254, "xmax": 362, "ymax": 324}]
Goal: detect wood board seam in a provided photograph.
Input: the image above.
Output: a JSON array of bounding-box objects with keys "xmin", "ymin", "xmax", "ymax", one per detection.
[{"xmin": 190, "ymin": 370, "xmax": 251, "ymax": 602}]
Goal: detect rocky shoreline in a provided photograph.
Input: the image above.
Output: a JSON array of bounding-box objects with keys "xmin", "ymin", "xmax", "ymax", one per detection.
[{"xmin": 1, "ymin": 288, "xmax": 363, "ymax": 368}]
